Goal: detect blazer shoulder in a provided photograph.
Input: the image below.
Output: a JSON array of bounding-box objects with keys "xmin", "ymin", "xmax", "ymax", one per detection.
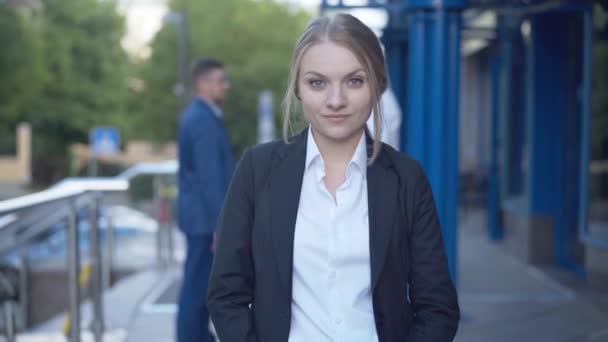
[
  {"xmin": 238, "ymin": 139, "xmax": 284, "ymax": 188},
  {"xmin": 380, "ymin": 143, "xmax": 426, "ymax": 184},
  {"xmin": 246, "ymin": 139, "xmax": 286, "ymax": 170},
  {"xmin": 181, "ymin": 106, "xmax": 219, "ymax": 138}
]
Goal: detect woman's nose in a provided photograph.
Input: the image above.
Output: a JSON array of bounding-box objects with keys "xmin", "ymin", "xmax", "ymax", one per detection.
[{"xmin": 326, "ymin": 85, "xmax": 346, "ymax": 110}]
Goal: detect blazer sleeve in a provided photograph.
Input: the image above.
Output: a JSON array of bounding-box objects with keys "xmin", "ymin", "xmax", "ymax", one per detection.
[
  {"xmin": 207, "ymin": 148, "xmax": 258, "ymax": 342},
  {"xmin": 192, "ymin": 121, "xmax": 227, "ymax": 233},
  {"xmin": 406, "ymin": 162, "xmax": 460, "ymax": 341}
]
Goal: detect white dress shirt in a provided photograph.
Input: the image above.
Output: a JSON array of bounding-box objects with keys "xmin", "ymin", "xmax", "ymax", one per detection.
[{"xmin": 288, "ymin": 129, "xmax": 379, "ymax": 342}]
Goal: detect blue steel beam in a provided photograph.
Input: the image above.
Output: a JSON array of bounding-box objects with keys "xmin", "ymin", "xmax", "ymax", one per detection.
[
  {"xmin": 526, "ymin": 10, "xmax": 588, "ymax": 273},
  {"xmin": 320, "ymin": 0, "xmax": 405, "ymax": 11},
  {"xmin": 320, "ymin": 0, "xmax": 466, "ymax": 11},
  {"xmin": 488, "ymin": 54, "xmax": 503, "ymax": 240},
  {"xmin": 407, "ymin": 12, "xmax": 427, "ymax": 163},
  {"xmin": 320, "ymin": 0, "xmax": 591, "ymax": 12},
  {"xmin": 406, "ymin": 1, "xmax": 465, "ymax": 284},
  {"xmin": 557, "ymin": 11, "xmax": 584, "ymax": 274},
  {"xmin": 579, "ymin": 7, "xmax": 608, "ymax": 250},
  {"xmin": 446, "ymin": 11, "xmax": 461, "ymax": 277},
  {"xmin": 487, "ymin": 15, "xmax": 520, "ymax": 241}
]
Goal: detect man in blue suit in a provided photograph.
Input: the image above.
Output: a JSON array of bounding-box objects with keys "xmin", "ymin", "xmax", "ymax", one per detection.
[{"xmin": 177, "ymin": 58, "xmax": 235, "ymax": 342}]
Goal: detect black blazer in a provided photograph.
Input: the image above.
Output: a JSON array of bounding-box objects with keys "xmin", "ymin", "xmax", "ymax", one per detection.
[{"xmin": 208, "ymin": 129, "xmax": 459, "ymax": 342}]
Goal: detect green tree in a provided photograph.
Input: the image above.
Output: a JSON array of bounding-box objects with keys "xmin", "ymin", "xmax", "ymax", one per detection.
[
  {"xmin": 130, "ymin": 0, "xmax": 311, "ymax": 156},
  {"xmin": 0, "ymin": 6, "xmax": 45, "ymax": 154},
  {"xmin": 23, "ymin": 0, "xmax": 130, "ymax": 157},
  {"xmin": 0, "ymin": 0, "xmax": 131, "ymax": 184}
]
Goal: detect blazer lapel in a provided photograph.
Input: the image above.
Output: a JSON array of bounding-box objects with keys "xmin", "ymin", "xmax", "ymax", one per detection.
[
  {"xmin": 367, "ymin": 141, "xmax": 399, "ymax": 290},
  {"xmin": 269, "ymin": 129, "xmax": 308, "ymax": 296}
]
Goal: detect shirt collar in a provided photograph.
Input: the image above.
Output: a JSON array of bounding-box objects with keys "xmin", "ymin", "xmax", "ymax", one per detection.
[
  {"xmin": 305, "ymin": 128, "xmax": 368, "ymax": 177},
  {"xmin": 350, "ymin": 131, "xmax": 368, "ymax": 175},
  {"xmin": 305, "ymin": 128, "xmax": 322, "ymax": 170},
  {"xmin": 198, "ymin": 97, "xmax": 223, "ymax": 118}
]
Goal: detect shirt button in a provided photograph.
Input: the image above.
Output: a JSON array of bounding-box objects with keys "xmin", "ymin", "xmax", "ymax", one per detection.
[
  {"xmin": 329, "ymin": 271, "xmax": 336, "ymax": 280},
  {"xmin": 335, "ymin": 317, "xmax": 342, "ymax": 325}
]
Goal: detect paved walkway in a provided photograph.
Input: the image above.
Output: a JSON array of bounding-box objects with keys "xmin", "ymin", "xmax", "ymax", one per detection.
[
  {"xmin": 455, "ymin": 210, "xmax": 608, "ymax": 342},
  {"xmin": 20, "ymin": 210, "xmax": 608, "ymax": 341}
]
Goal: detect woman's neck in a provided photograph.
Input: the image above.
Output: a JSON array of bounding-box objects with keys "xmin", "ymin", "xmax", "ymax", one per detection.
[
  {"xmin": 311, "ymin": 128, "xmax": 364, "ymax": 197},
  {"xmin": 311, "ymin": 128, "xmax": 363, "ymax": 167}
]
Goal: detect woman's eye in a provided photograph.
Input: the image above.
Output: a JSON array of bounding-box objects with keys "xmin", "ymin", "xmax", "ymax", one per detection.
[
  {"xmin": 348, "ymin": 78, "xmax": 364, "ymax": 87},
  {"xmin": 309, "ymin": 79, "xmax": 325, "ymax": 88}
]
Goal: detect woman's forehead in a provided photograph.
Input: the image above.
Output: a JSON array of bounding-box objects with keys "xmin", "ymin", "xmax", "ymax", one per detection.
[{"xmin": 299, "ymin": 42, "xmax": 365, "ymax": 77}]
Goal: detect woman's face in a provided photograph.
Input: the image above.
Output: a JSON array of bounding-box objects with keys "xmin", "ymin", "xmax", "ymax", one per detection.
[{"xmin": 297, "ymin": 41, "xmax": 372, "ymax": 146}]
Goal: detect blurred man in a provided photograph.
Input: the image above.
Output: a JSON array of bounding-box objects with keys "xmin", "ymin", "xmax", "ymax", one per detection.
[{"xmin": 177, "ymin": 58, "xmax": 235, "ymax": 342}]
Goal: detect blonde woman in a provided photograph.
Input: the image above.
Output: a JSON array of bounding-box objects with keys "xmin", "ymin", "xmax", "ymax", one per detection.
[{"xmin": 208, "ymin": 13, "xmax": 459, "ymax": 342}]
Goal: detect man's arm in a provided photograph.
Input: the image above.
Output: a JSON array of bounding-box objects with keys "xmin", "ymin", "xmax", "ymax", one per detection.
[{"xmin": 192, "ymin": 122, "xmax": 226, "ymax": 233}]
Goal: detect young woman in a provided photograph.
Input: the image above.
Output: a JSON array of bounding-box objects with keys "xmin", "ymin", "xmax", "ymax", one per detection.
[{"xmin": 208, "ymin": 13, "xmax": 459, "ymax": 342}]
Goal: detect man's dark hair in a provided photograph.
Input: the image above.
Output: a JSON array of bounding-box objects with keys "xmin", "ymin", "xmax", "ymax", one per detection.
[{"xmin": 192, "ymin": 58, "xmax": 224, "ymax": 84}]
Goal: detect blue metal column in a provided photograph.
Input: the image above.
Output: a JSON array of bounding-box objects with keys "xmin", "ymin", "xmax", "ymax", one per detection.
[
  {"xmin": 560, "ymin": 12, "xmax": 585, "ymax": 274},
  {"xmin": 488, "ymin": 16, "xmax": 520, "ymax": 240},
  {"xmin": 527, "ymin": 14, "xmax": 563, "ymax": 266},
  {"xmin": 488, "ymin": 53, "xmax": 503, "ymax": 241},
  {"xmin": 579, "ymin": 7, "xmax": 608, "ymax": 250},
  {"xmin": 527, "ymin": 12, "xmax": 585, "ymax": 272},
  {"xmin": 383, "ymin": 30, "xmax": 407, "ymax": 109},
  {"xmin": 406, "ymin": 0, "xmax": 466, "ymax": 283},
  {"xmin": 497, "ymin": 20, "xmax": 514, "ymax": 204}
]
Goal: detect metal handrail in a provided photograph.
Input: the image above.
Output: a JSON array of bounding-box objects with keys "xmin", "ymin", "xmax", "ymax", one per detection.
[
  {"xmin": 0, "ymin": 159, "xmax": 178, "ymax": 341},
  {"xmin": 0, "ymin": 160, "xmax": 178, "ymax": 217},
  {"xmin": 117, "ymin": 160, "xmax": 177, "ymax": 180}
]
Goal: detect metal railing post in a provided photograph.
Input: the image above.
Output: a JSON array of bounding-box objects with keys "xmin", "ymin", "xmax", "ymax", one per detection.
[
  {"xmin": 18, "ymin": 248, "xmax": 29, "ymax": 331},
  {"xmin": 89, "ymin": 195, "xmax": 104, "ymax": 341},
  {"xmin": 154, "ymin": 176, "xmax": 164, "ymax": 267},
  {"xmin": 67, "ymin": 202, "xmax": 81, "ymax": 342},
  {"xmin": 103, "ymin": 216, "xmax": 114, "ymax": 290},
  {"xmin": 168, "ymin": 221, "xmax": 175, "ymax": 266},
  {"xmin": 4, "ymin": 302, "xmax": 15, "ymax": 342}
]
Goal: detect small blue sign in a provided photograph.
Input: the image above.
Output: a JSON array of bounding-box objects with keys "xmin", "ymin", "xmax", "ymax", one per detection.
[{"xmin": 91, "ymin": 127, "xmax": 120, "ymax": 156}]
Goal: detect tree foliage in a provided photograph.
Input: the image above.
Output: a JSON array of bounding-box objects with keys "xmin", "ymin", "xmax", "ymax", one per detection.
[
  {"xmin": 25, "ymin": 0, "xmax": 130, "ymax": 156},
  {"xmin": 130, "ymin": 0, "xmax": 311, "ymax": 156},
  {"xmin": 0, "ymin": 0, "xmax": 130, "ymax": 183},
  {"xmin": 0, "ymin": 0, "xmax": 309, "ymax": 184},
  {"xmin": 0, "ymin": 6, "xmax": 44, "ymax": 154}
]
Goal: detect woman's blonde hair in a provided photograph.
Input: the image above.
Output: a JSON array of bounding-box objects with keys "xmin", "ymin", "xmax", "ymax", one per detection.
[{"xmin": 282, "ymin": 13, "xmax": 388, "ymax": 163}]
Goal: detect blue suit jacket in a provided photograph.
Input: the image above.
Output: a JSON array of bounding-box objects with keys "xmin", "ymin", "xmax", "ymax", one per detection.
[{"xmin": 178, "ymin": 98, "xmax": 236, "ymax": 236}]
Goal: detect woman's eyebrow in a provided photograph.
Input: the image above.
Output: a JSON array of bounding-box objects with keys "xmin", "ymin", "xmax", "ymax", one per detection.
[
  {"xmin": 345, "ymin": 68, "xmax": 365, "ymax": 76},
  {"xmin": 340, "ymin": 69, "xmax": 367, "ymax": 82},
  {"xmin": 302, "ymin": 71, "xmax": 325, "ymax": 77},
  {"xmin": 302, "ymin": 69, "xmax": 366, "ymax": 78}
]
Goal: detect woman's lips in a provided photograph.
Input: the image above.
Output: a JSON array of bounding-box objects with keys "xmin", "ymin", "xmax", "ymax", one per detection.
[{"xmin": 323, "ymin": 114, "xmax": 350, "ymax": 124}]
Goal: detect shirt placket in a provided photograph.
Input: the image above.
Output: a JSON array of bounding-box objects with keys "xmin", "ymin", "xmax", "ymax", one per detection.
[
  {"xmin": 334, "ymin": 187, "xmax": 350, "ymax": 340},
  {"xmin": 331, "ymin": 189, "xmax": 345, "ymax": 339}
]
